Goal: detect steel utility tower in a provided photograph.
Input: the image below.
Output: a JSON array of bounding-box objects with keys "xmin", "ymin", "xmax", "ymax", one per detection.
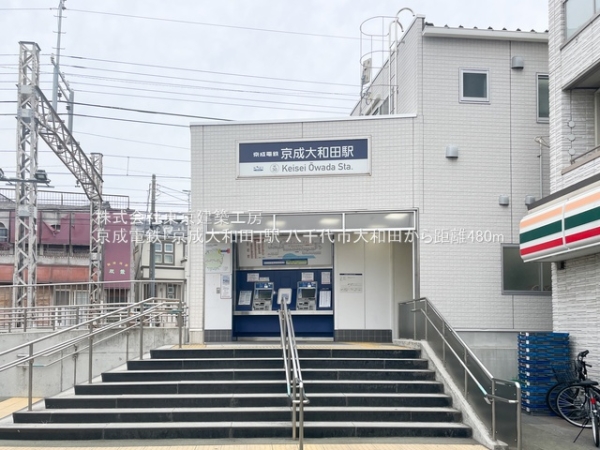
[
  {"xmin": 13, "ymin": 42, "xmax": 41, "ymax": 308},
  {"xmin": 13, "ymin": 41, "xmax": 105, "ymax": 307}
]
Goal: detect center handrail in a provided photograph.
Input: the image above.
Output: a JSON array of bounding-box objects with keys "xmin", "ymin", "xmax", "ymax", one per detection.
[{"xmin": 279, "ymin": 298, "xmax": 309, "ymax": 449}]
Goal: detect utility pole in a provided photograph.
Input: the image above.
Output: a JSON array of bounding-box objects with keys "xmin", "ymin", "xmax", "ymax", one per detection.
[
  {"xmin": 52, "ymin": 0, "xmax": 66, "ymax": 112},
  {"xmin": 149, "ymin": 175, "xmax": 156, "ymax": 298}
]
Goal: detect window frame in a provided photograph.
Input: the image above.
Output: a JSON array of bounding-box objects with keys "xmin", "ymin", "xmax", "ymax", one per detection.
[
  {"xmin": 155, "ymin": 240, "xmax": 175, "ymax": 266},
  {"xmin": 0, "ymin": 223, "xmax": 7, "ymax": 243},
  {"xmin": 460, "ymin": 69, "xmax": 490, "ymax": 103},
  {"xmin": 501, "ymin": 244, "xmax": 552, "ymax": 295},
  {"xmin": 564, "ymin": 0, "xmax": 600, "ymax": 40},
  {"xmin": 537, "ymin": 74, "xmax": 550, "ymax": 123}
]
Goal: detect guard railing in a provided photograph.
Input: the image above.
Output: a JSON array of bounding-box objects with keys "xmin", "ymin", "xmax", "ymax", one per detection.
[
  {"xmin": 398, "ymin": 297, "xmax": 521, "ymax": 450},
  {"xmin": 0, "ymin": 280, "xmax": 186, "ymax": 332},
  {"xmin": 0, "ymin": 296, "xmax": 186, "ymax": 412},
  {"xmin": 279, "ymin": 299, "xmax": 309, "ymax": 449}
]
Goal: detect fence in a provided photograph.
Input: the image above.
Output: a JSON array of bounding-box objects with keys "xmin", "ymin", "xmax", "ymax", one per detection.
[{"xmin": 0, "ymin": 280, "xmax": 186, "ymax": 331}]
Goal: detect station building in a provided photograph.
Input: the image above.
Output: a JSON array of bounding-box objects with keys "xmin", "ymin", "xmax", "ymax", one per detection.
[
  {"xmin": 190, "ymin": 14, "xmax": 550, "ymax": 378},
  {"xmin": 520, "ymin": 0, "xmax": 600, "ymax": 375}
]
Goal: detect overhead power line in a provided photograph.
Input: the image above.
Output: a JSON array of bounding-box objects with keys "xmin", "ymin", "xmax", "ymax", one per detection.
[
  {"xmin": 70, "ymin": 90, "xmax": 349, "ymax": 113},
  {"xmin": 67, "ymin": 8, "xmax": 359, "ymax": 41},
  {"xmin": 76, "ymin": 131, "xmax": 188, "ymax": 150},
  {"xmin": 62, "ymin": 55, "xmax": 358, "ymax": 88},
  {"xmin": 71, "ymin": 113, "xmax": 190, "ymax": 128},
  {"xmin": 67, "ymin": 80, "xmax": 353, "ymax": 102},
  {"xmin": 63, "ymin": 69, "xmax": 356, "ymax": 98},
  {"xmin": 0, "ymin": 8, "xmax": 52, "ymax": 11},
  {"xmin": 68, "ymin": 100, "xmax": 233, "ymax": 121}
]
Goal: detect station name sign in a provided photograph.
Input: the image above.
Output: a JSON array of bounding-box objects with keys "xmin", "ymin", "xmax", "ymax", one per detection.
[{"xmin": 238, "ymin": 137, "xmax": 370, "ymax": 178}]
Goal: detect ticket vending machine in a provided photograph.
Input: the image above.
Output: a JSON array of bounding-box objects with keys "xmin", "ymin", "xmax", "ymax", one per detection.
[
  {"xmin": 252, "ymin": 282, "xmax": 274, "ymax": 311},
  {"xmin": 296, "ymin": 281, "xmax": 318, "ymax": 310}
]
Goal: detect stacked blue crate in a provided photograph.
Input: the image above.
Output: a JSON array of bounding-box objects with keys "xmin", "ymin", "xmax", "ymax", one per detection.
[{"xmin": 518, "ymin": 332, "xmax": 570, "ymax": 414}]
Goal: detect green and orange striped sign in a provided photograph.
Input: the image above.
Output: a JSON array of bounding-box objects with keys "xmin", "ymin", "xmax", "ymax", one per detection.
[{"xmin": 520, "ymin": 188, "xmax": 600, "ymax": 262}]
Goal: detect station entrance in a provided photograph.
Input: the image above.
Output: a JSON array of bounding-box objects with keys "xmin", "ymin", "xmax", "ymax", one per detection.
[{"xmin": 202, "ymin": 211, "xmax": 416, "ymax": 341}]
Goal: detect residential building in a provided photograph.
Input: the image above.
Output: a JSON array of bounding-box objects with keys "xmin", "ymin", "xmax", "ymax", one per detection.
[
  {"xmin": 0, "ymin": 189, "xmax": 134, "ymax": 307},
  {"xmin": 133, "ymin": 220, "xmax": 188, "ymax": 303},
  {"xmin": 520, "ymin": 0, "xmax": 600, "ymax": 375}
]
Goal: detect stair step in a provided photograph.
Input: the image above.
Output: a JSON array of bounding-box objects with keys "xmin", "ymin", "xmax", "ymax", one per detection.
[
  {"xmin": 149, "ymin": 348, "xmax": 421, "ymax": 360},
  {"xmin": 128, "ymin": 357, "xmax": 428, "ymax": 370},
  {"xmin": 13, "ymin": 406, "xmax": 462, "ymax": 424},
  {"xmin": 0, "ymin": 421, "xmax": 472, "ymax": 440},
  {"xmin": 1, "ymin": 345, "xmax": 473, "ymax": 442},
  {"xmin": 102, "ymin": 368, "xmax": 435, "ymax": 382},
  {"xmin": 46, "ymin": 392, "xmax": 452, "ymax": 409},
  {"xmin": 74, "ymin": 380, "xmax": 444, "ymax": 395}
]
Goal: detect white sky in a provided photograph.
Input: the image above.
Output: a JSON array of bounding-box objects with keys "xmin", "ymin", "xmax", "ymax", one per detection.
[{"xmin": 0, "ymin": 0, "xmax": 549, "ymax": 213}]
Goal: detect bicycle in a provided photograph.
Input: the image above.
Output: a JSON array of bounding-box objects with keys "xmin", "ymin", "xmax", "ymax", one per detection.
[
  {"xmin": 554, "ymin": 350, "xmax": 600, "ymax": 446},
  {"xmin": 546, "ymin": 352, "xmax": 588, "ymax": 420}
]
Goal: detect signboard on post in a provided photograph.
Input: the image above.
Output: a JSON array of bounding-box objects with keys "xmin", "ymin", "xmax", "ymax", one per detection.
[{"xmin": 238, "ymin": 137, "xmax": 370, "ymax": 178}]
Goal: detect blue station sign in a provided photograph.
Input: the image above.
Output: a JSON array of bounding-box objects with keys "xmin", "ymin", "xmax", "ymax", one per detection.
[{"xmin": 238, "ymin": 137, "xmax": 370, "ymax": 178}]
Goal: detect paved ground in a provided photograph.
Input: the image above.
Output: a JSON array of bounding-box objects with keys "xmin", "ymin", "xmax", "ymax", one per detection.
[{"xmin": 521, "ymin": 412, "xmax": 597, "ymax": 450}]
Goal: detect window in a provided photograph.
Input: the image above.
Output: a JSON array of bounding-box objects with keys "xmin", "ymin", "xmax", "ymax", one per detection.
[
  {"xmin": 74, "ymin": 291, "xmax": 88, "ymax": 306},
  {"xmin": 502, "ymin": 245, "xmax": 551, "ymax": 294},
  {"xmin": 460, "ymin": 69, "xmax": 489, "ymax": 102},
  {"xmin": 44, "ymin": 244, "xmax": 67, "ymax": 255},
  {"xmin": 166, "ymin": 284, "xmax": 177, "ymax": 299},
  {"xmin": 379, "ymin": 97, "xmax": 389, "ymax": 115},
  {"xmin": 0, "ymin": 223, "xmax": 7, "ymax": 242},
  {"xmin": 565, "ymin": 0, "xmax": 599, "ymax": 39},
  {"xmin": 105, "ymin": 289, "xmax": 128, "ymax": 304},
  {"xmin": 537, "ymin": 74, "xmax": 550, "ymax": 122},
  {"xmin": 155, "ymin": 241, "xmax": 174, "ymax": 265}
]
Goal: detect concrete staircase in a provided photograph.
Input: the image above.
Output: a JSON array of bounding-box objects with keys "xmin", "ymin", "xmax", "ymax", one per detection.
[{"xmin": 0, "ymin": 345, "xmax": 472, "ymax": 440}]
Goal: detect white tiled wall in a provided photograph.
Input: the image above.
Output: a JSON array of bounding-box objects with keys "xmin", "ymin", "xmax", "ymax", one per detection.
[
  {"xmin": 189, "ymin": 27, "xmax": 553, "ymax": 341},
  {"xmin": 547, "ymin": 0, "xmax": 600, "ymax": 364},
  {"xmin": 553, "ymin": 256, "xmax": 600, "ymax": 379}
]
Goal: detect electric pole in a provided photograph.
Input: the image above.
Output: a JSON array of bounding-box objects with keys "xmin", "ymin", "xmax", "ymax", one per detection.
[
  {"xmin": 52, "ymin": 0, "xmax": 66, "ymax": 112},
  {"xmin": 149, "ymin": 175, "xmax": 156, "ymax": 298}
]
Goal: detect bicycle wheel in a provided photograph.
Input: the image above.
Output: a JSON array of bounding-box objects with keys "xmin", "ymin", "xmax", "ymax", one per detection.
[
  {"xmin": 593, "ymin": 413, "xmax": 599, "ymax": 447},
  {"xmin": 546, "ymin": 382, "xmax": 569, "ymax": 416},
  {"xmin": 555, "ymin": 385, "xmax": 591, "ymax": 428}
]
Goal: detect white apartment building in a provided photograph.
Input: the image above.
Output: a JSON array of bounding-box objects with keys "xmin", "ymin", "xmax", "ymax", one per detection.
[
  {"xmin": 190, "ymin": 14, "xmax": 550, "ymax": 378},
  {"xmin": 520, "ymin": 0, "xmax": 600, "ymax": 375}
]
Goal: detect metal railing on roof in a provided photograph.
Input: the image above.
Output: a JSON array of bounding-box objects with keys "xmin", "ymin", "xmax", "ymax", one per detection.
[
  {"xmin": 0, "ymin": 188, "xmax": 130, "ymax": 209},
  {"xmin": 398, "ymin": 297, "xmax": 522, "ymax": 450},
  {"xmin": 279, "ymin": 297, "xmax": 309, "ymax": 449}
]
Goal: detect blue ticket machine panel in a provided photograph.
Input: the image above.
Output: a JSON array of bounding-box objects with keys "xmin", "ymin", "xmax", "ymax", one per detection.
[
  {"xmin": 252, "ymin": 282, "xmax": 274, "ymax": 311},
  {"xmin": 296, "ymin": 281, "xmax": 318, "ymax": 311}
]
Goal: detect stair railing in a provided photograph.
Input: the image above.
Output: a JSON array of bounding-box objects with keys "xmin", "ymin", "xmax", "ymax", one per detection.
[
  {"xmin": 0, "ymin": 297, "xmax": 186, "ymax": 412},
  {"xmin": 398, "ymin": 297, "xmax": 522, "ymax": 450},
  {"xmin": 279, "ymin": 299, "xmax": 309, "ymax": 449}
]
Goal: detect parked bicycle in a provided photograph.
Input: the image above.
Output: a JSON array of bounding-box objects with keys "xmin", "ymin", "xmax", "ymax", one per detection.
[
  {"xmin": 551, "ymin": 350, "xmax": 600, "ymax": 446},
  {"xmin": 546, "ymin": 350, "xmax": 589, "ymax": 421}
]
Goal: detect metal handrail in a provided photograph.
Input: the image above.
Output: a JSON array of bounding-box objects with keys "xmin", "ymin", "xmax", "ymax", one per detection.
[
  {"xmin": 279, "ymin": 299, "xmax": 309, "ymax": 449},
  {"xmin": 0, "ymin": 296, "xmax": 186, "ymax": 412},
  {"xmin": 399, "ymin": 297, "xmax": 522, "ymax": 450}
]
